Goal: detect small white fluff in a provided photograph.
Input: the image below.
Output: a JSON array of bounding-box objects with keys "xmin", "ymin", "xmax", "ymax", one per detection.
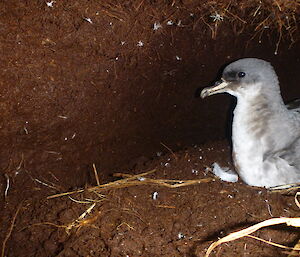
[
  {"xmin": 152, "ymin": 191, "xmax": 158, "ymax": 200},
  {"xmin": 84, "ymin": 17, "xmax": 93, "ymax": 24},
  {"xmin": 137, "ymin": 41, "xmax": 144, "ymax": 47},
  {"xmin": 192, "ymin": 169, "xmax": 198, "ymax": 174},
  {"xmin": 211, "ymin": 163, "xmax": 238, "ymax": 183},
  {"xmin": 46, "ymin": 1, "xmax": 54, "ymax": 7},
  {"xmin": 156, "ymin": 152, "xmax": 162, "ymax": 157},
  {"xmin": 178, "ymin": 232, "xmax": 185, "ymax": 239},
  {"xmin": 153, "ymin": 22, "xmax": 162, "ymax": 31}
]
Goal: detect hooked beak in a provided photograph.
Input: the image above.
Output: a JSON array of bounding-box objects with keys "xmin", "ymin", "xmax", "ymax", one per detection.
[{"xmin": 200, "ymin": 79, "xmax": 230, "ymax": 98}]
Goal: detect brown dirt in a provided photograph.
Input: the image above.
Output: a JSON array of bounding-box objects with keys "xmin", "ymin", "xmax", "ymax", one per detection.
[
  {"xmin": 1, "ymin": 0, "xmax": 300, "ymax": 256},
  {"xmin": 3, "ymin": 140, "xmax": 300, "ymax": 257}
]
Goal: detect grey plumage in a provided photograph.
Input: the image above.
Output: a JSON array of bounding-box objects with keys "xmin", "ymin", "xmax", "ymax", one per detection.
[{"xmin": 201, "ymin": 58, "xmax": 300, "ymax": 188}]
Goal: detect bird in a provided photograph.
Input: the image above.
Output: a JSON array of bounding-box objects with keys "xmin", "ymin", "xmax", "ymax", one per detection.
[{"xmin": 201, "ymin": 58, "xmax": 300, "ymax": 188}]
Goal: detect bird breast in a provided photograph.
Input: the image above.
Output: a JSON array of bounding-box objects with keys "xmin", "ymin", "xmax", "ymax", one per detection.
[
  {"xmin": 231, "ymin": 93, "xmax": 275, "ymax": 185},
  {"xmin": 231, "ymin": 92, "xmax": 296, "ymax": 187}
]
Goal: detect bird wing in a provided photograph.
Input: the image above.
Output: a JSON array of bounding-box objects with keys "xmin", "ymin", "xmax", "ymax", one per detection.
[
  {"xmin": 265, "ymin": 100, "xmax": 300, "ymax": 178},
  {"xmin": 276, "ymin": 137, "xmax": 300, "ymax": 168},
  {"xmin": 262, "ymin": 137, "xmax": 300, "ymax": 186},
  {"xmin": 286, "ymin": 99, "xmax": 300, "ymax": 112}
]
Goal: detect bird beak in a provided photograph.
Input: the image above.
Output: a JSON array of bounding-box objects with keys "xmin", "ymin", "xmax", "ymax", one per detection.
[{"xmin": 200, "ymin": 79, "xmax": 230, "ymax": 98}]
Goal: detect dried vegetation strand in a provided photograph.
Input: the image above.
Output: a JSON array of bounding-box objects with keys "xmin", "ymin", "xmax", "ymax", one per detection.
[
  {"xmin": 197, "ymin": 0, "xmax": 299, "ymax": 52},
  {"xmin": 205, "ymin": 190, "xmax": 300, "ymax": 256},
  {"xmin": 96, "ymin": 0, "xmax": 299, "ymax": 52},
  {"xmin": 47, "ymin": 169, "xmax": 214, "ymax": 199},
  {"xmin": 205, "ymin": 217, "xmax": 300, "ymax": 257}
]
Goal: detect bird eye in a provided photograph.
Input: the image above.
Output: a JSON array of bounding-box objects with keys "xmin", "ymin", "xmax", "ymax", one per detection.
[{"xmin": 238, "ymin": 72, "xmax": 246, "ymax": 78}]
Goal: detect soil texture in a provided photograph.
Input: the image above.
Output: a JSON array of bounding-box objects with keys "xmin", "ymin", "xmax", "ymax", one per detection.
[
  {"xmin": 1, "ymin": 1, "xmax": 300, "ymax": 256},
  {"xmin": 2, "ymin": 140, "xmax": 300, "ymax": 257}
]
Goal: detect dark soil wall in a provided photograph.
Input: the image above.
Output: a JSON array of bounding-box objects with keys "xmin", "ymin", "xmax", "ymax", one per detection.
[
  {"xmin": 1, "ymin": 2, "xmax": 300, "ymax": 257},
  {"xmin": 0, "ymin": 0, "xmax": 299, "ymax": 190}
]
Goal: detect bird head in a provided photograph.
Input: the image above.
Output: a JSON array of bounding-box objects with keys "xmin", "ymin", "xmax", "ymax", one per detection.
[{"xmin": 200, "ymin": 58, "xmax": 279, "ymax": 99}]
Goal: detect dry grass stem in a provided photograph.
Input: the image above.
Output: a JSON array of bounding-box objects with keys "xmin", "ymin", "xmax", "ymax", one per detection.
[
  {"xmin": 47, "ymin": 188, "xmax": 85, "ymax": 199},
  {"xmin": 76, "ymin": 203, "xmax": 96, "ymax": 221},
  {"xmin": 205, "ymin": 217, "xmax": 300, "ymax": 257},
  {"xmin": 156, "ymin": 205, "xmax": 176, "ymax": 209},
  {"xmin": 68, "ymin": 196, "xmax": 93, "ymax": 204},
  {"xmin": 91, "ymin": 190, "xmax": 106, "ymax": 199},
  {"xmin": 34, "ymin": 178, "xmax": 60, "ymax": 191},
  {"xmin": 92, "ymin": 163, "xmax": 101, "ymax": 186},
  {"xmin": 4, "ymin": 173, "xmax": 10, "ymax": 199},
  {"xmin": 160, "ymin": 142, "xmax": 178, "ymax": 160},
  {"xmin": 1, "ymin": 203, "xmax": 23, "ymax": 257},
  {"xmin": 21, "ymin": 222, "xmax": 67, "ymax": 231},
  {"xmin": 294, "ymin": 192, "xmax": 300, "ymax": 209},
  {"xmin": 65, "ymin": 203, "xmax": 97, "ymax": 234},
  {"xmin": 22, "ymin": 203, "xmax": 100, "ymax": 235},
  {"xmin": 47, "ymin": 169, "xmax": 213, "ymax": 199},
  {"xmin": 247, "ymin": 234, "xmax": 297, "ymax": 250},
  {"xmin": 99, "ymin": 3, "xmax": 128, "ymax": 22},
  {"xmin": 224, "ymin": 9, "xmax": 247, "ymax": 24},
  {"xmin": 288, "ymin": 238, "xmax": 300, "ymax": 257},
  {"xmin": 84, "ymin": 197, "xmax": 106, "ymax": 203},
  {"xmin": 202, "ymin": 0, "xmax": 299, "ymax": 51},
  {"xmin": 269, "ymin": 183, "xmax": 300, "ymax": 194},
  {"xmin": 116, "ymin": 222, "xmax": 135, "ymax": 231}
]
